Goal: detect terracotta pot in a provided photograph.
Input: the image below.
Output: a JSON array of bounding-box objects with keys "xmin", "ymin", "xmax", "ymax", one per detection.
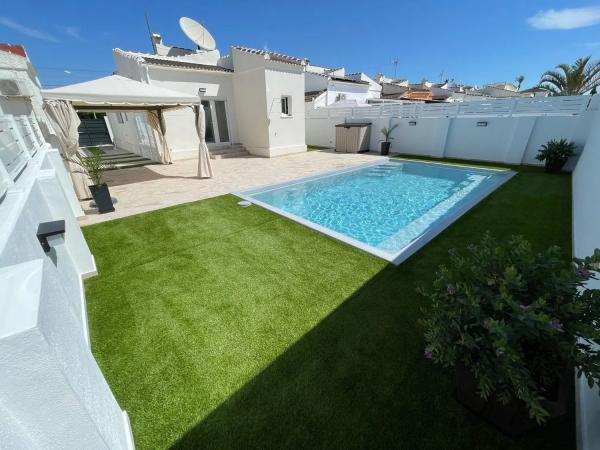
[
  {"xmin": 454, "ymin": 364, "xmax": 567, "ymax": 438},
  {"xmin": 89, "ymin": 183, "xmax": 115, "ymax": 214}
]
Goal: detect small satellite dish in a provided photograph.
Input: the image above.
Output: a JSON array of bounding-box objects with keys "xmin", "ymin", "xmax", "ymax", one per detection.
[{"xmin": 179, "ymin": 17, "xmax": 216, "ymax": 51}]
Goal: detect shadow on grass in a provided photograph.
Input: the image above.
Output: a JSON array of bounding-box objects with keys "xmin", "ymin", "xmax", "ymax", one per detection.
[{"xmin": 168, "ymin": 259, "xmax": 574, "ymax": 450}]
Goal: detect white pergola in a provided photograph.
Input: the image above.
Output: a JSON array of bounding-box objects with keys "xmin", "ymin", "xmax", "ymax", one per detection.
[
  {"xmin": 42, "ymin": 74, "xmax": 199, "ymax": 110},
  {"xmin": 41, "ymin": 75, "xmax": 212, "ymax": 200}
]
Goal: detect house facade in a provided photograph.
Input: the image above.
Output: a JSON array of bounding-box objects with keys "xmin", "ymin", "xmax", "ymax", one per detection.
[{"xmin": 104, "ymin": 31, "xmax": 307, "ymax": 159}]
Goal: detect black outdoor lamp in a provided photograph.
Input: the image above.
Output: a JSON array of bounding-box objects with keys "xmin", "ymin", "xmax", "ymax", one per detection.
[{"xmin": 37, "ymin": 220, "xmax": 65, "ymax": 253}]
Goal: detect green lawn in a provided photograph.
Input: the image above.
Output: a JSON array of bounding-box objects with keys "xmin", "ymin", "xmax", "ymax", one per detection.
[{"xmin": 84, "ymin": 160, "xmax": 574, "ymax": 450}]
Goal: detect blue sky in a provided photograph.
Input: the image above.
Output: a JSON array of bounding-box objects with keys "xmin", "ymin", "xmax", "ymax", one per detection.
[{"xmin": 1, "ymin": 0, "xmax": 599, "ymax": 89}]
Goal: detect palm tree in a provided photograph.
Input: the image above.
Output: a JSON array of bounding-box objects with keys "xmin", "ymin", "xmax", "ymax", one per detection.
[
  {"xmin": 515, "ymin": 75, "xmax": 524, "ymax": 91},
  {"xmin": 539, "ymin": 56, "xmax": 600, "ymax": 96}
]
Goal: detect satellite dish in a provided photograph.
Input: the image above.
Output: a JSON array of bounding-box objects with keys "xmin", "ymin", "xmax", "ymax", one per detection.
[{"xmin": 179, "ymin": 17, "xmax": 216, "ymax": 51}]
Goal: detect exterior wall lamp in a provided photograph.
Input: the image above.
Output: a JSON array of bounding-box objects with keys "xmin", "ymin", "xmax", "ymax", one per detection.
[
  {"xmin": 37, "ymin": 220, "xmax": 65, "ymax": 253},
  {"xmin": 477, "ymin": 121, "xmax": 488, "ymax": 127}
]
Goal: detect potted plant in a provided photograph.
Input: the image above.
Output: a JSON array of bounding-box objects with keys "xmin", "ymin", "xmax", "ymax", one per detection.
[
  {"xmin": 71, "ymin": 147, "xmax": 115, "ymax": 213},
  {"xmin": 535, "ymin": 138, "xmax": 577, "ymax": 173},
  {"xmin": 380, "ymin": 124, "xmax": 398, "ymax": 156},
  {"xmin": 420, "ymin": 233, "xmax": 600, "ymax": 437}
]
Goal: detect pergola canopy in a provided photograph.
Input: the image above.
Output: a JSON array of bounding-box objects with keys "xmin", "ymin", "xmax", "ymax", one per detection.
[{"xmin": 41, "ymin": 75, "xmax": 198, "ymax": 110}]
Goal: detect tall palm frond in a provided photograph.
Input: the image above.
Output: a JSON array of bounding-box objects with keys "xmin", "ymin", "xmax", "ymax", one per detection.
[{"xmin": 539, "ymin": 56, "xmax": 600, "ymax": 95}]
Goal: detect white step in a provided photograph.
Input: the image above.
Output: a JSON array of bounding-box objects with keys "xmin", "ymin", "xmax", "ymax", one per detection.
[
  {"xmin": 209, "ymin": 144, "xmax": 249, "ymax": 159},
  {"xmin": 211, "ymin": 150, "xmax": 249, "ymax": 159}
]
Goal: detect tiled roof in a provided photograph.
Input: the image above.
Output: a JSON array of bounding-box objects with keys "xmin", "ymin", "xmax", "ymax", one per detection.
[
  {"xmin": 0, "ymin": 43, "xmax": 26, "ymax": 57},
  {"xmin": 305, "ymin": 90, "xmax": 326, "ymax": 101},
  {"xmin": 306, "ymin": 70, "xmax": 369, "ymax": 85},
  {"xmin": 233, "ymin": 46, "xmax": 308, "ymax": 65},
  {"xmin": 330, "ymin": 75, "xmax": 369, "ymax": 85},
  {"xmin": 141, "ymin": 55, "xmax": 233, "ymax": 72}
]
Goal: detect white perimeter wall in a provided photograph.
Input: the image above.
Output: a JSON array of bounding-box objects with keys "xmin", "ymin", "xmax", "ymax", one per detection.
[
  {"xmin": 0, "ymin": 51, "xmax": 133, "ymax": 449},
  {"xmin": 0, "ymin": 147, "xmax": 133, "ymax": 450},
  {"xmin": 572, "ymin": 109, "xmax": 600, "ymax": 450},
  {"xmin": 306, "ymin": 96, "xmax": 598, "ymax": 167}
]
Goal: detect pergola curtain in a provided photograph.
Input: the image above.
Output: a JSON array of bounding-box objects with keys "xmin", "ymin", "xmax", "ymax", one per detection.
[
  {"xmin": 196, "ymin": 104, "xmax": 213, "ymax": 179},
  {"xmin": 147, "ymin": 111, "xmax": 172, "ymax": 164},
  {"xmin": 43, "ymin": 99, "xmax": 92, "ymax": 200}
]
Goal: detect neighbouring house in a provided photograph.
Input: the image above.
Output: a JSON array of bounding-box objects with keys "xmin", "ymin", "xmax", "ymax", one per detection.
[
  {"xmin": 481, "ymin": 81, "xmax": 521, "ymax": 98},
  {"xmin": 44, "ymin": 23, "xmax": 308, "ymax": 160},
  {"xmin": 519, "ymin": 86, "xmax": 551, "ymax": 97},
  {"xmin": 304, "ymin": 65, "xmax": 377, "ymax": 108}
]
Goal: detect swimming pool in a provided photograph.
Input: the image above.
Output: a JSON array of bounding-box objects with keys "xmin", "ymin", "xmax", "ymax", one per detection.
[{"xmin": 236, "ymin": 159, "xmax": 515, "ymax": 264}]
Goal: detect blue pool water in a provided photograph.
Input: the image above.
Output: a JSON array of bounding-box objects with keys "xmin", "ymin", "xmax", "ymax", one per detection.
[{"xmin": 237, "ymin": 160, "xmax": 513, "ymax": 264}]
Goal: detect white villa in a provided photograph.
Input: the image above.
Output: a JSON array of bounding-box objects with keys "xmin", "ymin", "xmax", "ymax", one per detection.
[{"xmin": 45, "ymin": 26, "xmax": 309, "ymax": 160}]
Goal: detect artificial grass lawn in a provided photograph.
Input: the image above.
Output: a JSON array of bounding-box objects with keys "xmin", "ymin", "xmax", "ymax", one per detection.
[{"xmin": 84, "ymin": 161, "xmax": 573, "ymax": 450}]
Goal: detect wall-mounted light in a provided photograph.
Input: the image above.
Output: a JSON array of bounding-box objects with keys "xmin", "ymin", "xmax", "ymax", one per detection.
[
  {"xmin": 37, "ymin": 220, "xmax": 65, "ymax": 253},
  {"xmin": 408, "ymin": 121, "xmax": 417, "ymax": 126},
  {"xmin": 477, "ymin": 121, "xmax": 488, "ymax": 127}
]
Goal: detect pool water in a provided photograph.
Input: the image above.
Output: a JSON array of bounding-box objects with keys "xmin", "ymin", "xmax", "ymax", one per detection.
[{"xmin": 237, "ymin": 160, "xmax": 514, "ymax": 264}]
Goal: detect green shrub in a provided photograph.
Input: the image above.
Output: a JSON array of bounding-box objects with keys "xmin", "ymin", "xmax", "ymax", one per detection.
[
  {"xmin": 420, "ymin": 233, "xmax": 600, "ymax": 423},
  {"xmin": 535, "ymin": 139, "xmax": 576, "ymax": 165},
  {"xmin": 69, "ymin": 146, "xmax": 113, "ymax": 186}
]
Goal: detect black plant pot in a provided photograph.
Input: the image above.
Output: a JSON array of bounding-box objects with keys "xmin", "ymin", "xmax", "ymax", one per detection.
[
  {"xmin": 544, "ymin": 159, "xmax": 567, "ymax": 174},
  {"xmin": 89, "ymin": 183, "xmax": 115, "ymax": 214},
  {"xmin": 381, "ymin": 141, "xmax": 391, "ymax": 156},
  {"xmin": 454, "ymin": 364, "xmax": 567, "ymax": 438}
]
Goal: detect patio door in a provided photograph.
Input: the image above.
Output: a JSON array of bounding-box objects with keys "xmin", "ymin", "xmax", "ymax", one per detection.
[{"xmin": 201, "ymin": 100, "xmax": 230, "ymax": 145}]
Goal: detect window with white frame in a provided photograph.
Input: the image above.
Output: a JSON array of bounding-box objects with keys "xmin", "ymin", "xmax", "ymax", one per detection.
[{"xmin": 281, "ymin": 95, "xmax": 292, "ymax": 116}]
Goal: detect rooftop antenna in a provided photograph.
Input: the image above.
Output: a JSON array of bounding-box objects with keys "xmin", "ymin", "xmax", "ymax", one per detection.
[
  {"xmin": 392, "ymin": 58, "xmax": 399, "ymax": 79},
  {"xmin": 145, "ymin": 12, "xmax": 156, "ymax": 53}
]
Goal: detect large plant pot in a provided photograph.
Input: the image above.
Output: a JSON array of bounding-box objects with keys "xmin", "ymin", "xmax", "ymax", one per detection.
[
  {"xmin": 381, "ymin": 141, "xmax": 391, "ymax": 156},
  {"xmin": 544, "ymin": 159, "xmax": 567, "ymax": 174},
  {"xmin": 454, "ymin": 364, "xmax": 567, "ymax": 438},
  {"xmin": 89, "ymin": 183, "xmax": 115, "ymax": 214}
]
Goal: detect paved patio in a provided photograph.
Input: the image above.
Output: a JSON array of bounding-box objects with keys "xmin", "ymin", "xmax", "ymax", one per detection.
[{"xmin": 79, "ymin": 150, "xmax": 386, "ymax": 225}]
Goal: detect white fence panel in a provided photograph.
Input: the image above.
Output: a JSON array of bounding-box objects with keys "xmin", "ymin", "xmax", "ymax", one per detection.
[{"xmin": 306, "ymin": 94, "xmax": 598, "ymax": 166}]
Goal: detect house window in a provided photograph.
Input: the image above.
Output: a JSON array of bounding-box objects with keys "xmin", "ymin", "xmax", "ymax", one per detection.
[{"xmin": 281, "ymin": 96, "xmax": 291, "ymax": 116}]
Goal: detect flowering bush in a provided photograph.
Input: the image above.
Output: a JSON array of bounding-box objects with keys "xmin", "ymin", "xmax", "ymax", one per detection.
[{"xmin": 420, "ymin": 233, "xmax": 600, "ymax": 423}]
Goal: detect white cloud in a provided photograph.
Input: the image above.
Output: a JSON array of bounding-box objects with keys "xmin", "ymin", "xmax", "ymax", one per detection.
[
  {"xmin": 0, "ymin": 16, "xmax": 59, "ymax": 42},
  {"xmin": 527, "ymin": 6, "xmax": 600, "ymax": 30},
  {"xmin": 63, "ymin": 26, "xmax": 86, "ymax": 42}
]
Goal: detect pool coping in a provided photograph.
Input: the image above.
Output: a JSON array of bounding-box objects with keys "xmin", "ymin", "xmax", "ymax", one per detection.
[{"xmin": 234, "ymin": 158, "xmax": 516, "ymax": 265}]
